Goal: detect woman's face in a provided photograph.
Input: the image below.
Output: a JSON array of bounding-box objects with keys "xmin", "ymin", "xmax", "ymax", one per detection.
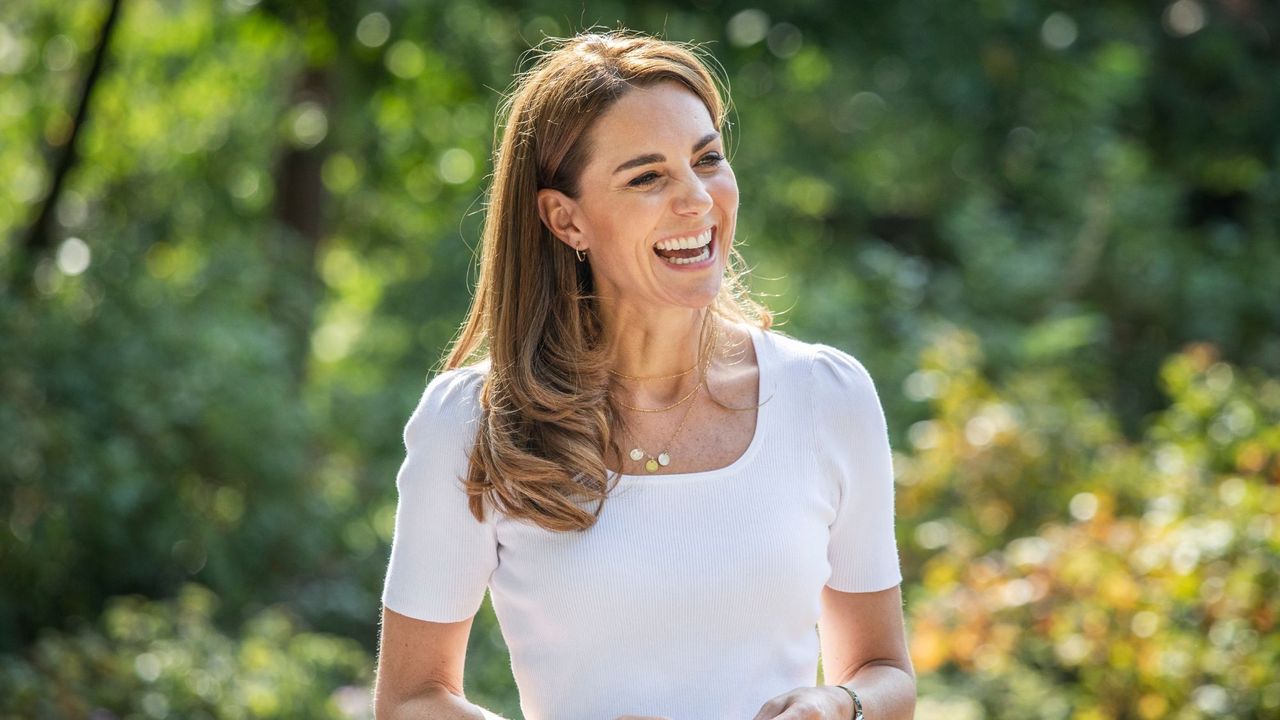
[{"xmin": 538, "ymin": 80, "xmax": 739, "ymax": 313}]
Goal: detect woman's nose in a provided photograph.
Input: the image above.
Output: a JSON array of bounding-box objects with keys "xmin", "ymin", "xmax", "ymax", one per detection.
[{"xmin": 672, "ymin": 173, "xmax": 714, "ymax": 215}]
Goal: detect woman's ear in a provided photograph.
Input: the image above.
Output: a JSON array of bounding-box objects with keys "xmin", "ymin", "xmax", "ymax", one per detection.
[{"xmin": 536, "ymin": 188, "xmax": 587, "ymax": 252}]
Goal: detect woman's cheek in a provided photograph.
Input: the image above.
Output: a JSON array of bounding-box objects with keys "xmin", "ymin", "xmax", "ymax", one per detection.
[{"xmin": 714, "ymin": 169, "xmax": 739, "ymax": 208}]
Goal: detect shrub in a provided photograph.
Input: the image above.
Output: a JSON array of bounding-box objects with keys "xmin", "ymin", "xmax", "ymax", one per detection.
[
  {"xmin": 905, "ymin": 333, "xmax": 1280, "ymax": 719},
  {"xmin": 0, "ymin": 584, "xmax": 372, "ymax": 719}
]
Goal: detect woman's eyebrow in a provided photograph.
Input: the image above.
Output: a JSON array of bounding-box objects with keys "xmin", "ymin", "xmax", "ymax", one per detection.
[{"xmin": 611, "ymin": 132, "xmax": 721, "ymax": 174}]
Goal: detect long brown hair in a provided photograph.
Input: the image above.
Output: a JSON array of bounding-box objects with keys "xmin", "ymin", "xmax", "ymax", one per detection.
[{"xmin": 445, "ymin": 30, "xmax": 770, "ymax": 532}]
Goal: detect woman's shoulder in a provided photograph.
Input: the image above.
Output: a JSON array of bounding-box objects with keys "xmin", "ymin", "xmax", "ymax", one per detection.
[
  {"xmin": 759, "ymin": 327, "xmax": 875, "ymax": 392},
  {"xmin": 403, "ymin": 361, "xmax": 489, "ymax": 443},
  {"xmin": 757, "ymin": 328, "xmax": 884, "ymax": 436}
]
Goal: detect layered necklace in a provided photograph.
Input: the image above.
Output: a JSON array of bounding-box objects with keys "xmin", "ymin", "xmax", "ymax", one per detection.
[{"xmin": 610, "ymin": 318, "xmax": 719, "ymax": 473}]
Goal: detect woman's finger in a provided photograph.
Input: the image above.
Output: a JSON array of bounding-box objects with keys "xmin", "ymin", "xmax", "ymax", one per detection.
[
  {"xmin": 750, "ymin": 691, "xmax": 795, "ymax": 720},
  {"xmin": 753, "ymin": 686, "xmax": 845, "ymax": 719}
]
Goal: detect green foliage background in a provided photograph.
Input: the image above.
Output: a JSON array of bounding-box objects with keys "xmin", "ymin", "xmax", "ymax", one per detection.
[{"xmin": 1, "ymin": 0, "xmax": 1277, "ymax": 718}]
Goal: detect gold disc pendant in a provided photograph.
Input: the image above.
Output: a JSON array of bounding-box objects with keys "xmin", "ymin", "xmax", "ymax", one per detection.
[{"xmin": 645, "ymin": 458, "xmax": 659, "ymax": 472}]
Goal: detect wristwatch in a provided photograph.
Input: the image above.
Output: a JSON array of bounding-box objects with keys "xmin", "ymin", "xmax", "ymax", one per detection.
[{"xmin": 836, "ymin": 684, "xmax": 864, "ymax": 720}]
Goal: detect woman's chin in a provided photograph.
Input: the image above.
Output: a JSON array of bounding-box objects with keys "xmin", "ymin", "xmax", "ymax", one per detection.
[{"xmin": 663, "ymin": 280, "xmax": 723, "ymax": 310}]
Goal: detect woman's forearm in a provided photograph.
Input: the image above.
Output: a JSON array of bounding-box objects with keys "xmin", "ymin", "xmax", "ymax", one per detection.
[
  {"xmin": 833, "ymin": 662, "xmax": 917, "ymax": 720},
  {"xmin": 379, "ymin": 686, "xmax": 511, "ymax": 720}
]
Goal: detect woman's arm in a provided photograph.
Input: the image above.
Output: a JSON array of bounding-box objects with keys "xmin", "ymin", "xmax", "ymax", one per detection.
[
  {"xmin": 373, "ymin": 606, "xmax": 511, "ymax": 720},
  {"xmin": 817, "ymin": 583, "xmax": 916, "ymax": 719},
  {"xmin": 751, "ymin": 584, "xmax": 916, "ymax": 720}
]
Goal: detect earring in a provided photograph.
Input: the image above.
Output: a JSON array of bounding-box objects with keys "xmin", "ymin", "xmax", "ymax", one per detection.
[{"xmin": 575, "ymin": 245, "xmax": 587, "ymax": 262}]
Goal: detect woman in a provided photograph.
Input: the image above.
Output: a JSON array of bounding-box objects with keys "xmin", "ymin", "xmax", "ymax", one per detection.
[{"xmin": 374, "ymin": 30, "xmax": 915, "ymax": 720}]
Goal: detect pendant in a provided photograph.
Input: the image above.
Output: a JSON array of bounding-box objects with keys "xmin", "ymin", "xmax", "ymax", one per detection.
[
  {"xmin": 645, "ymin": 458, "xmax": 659, "ymax": 472},
  {"xmin": 629, "ymin": 448, "xmax": 644, "ymax": 461},
  {"xmin": 657, "ymin": 452, "xmax": 671, "ymax": 467}
]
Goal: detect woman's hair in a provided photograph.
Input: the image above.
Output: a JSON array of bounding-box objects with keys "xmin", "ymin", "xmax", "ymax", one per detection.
[{"xmin": 444, "ymin": 29, "xmax": 771, "ymax": 533}]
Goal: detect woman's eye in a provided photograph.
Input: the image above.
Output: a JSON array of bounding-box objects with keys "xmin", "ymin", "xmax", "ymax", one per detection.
[{"xmin": 628, "ymin": 153, "xmax": 724, "ymax": 187}]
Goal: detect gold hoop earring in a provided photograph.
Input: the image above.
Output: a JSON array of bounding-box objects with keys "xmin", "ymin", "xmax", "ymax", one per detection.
[{"xmin": 575, "ymin": 245, "xmax": 587, "ymax": 262}]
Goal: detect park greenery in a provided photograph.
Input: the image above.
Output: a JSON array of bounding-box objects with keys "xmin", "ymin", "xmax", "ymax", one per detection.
[{"xmin": 1, "ymin": 0, "xmax": 1277, "ymax": 718}]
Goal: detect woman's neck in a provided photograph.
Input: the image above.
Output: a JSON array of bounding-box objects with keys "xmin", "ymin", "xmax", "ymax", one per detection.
[{"xmin": 601, "ymin": 303, "xmax": 713, "ymax": 400}]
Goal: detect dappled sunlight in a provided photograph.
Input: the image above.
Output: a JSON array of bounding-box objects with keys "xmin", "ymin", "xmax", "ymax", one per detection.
[{"xmin": 2, "ymin": 0, "xmax": 1276, "ymax": 716}]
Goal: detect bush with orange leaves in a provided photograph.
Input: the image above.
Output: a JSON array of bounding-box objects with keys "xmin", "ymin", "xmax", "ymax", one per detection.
[{"xmin": 900, "ymin": 328, "xmax": 1280, "ymax": 720}]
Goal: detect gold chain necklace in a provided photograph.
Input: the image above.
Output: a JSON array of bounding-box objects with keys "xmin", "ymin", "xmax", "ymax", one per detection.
[
  {"xmin": 627, "ymin": 383, "xmax": 702, "ymax": 472},
  {"xmin": 609, "ymin": 363, "xmax": 697, "ymax": 382},
  {"xmin": 611, "ymin": 315, "xmax": 716, "ymax": 413},
  {"xmin": 607, "ymin": 311, "xmax": 711, "ymax": 384},
  {"xmin": 621, "ymin": 319, "xmax": 720, "ymax": 472},
  {"xmin": 613, "ymin": 378, "xmax": 702, "ymax": 413}
]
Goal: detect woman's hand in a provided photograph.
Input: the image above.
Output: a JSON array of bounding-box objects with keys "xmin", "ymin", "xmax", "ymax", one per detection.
[{"xmin": 751, "ymin": 685, "xmax": 852, "ymax": 720}]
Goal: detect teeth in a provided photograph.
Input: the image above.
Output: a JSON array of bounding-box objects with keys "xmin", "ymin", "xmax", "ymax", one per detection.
[
  {"xmin": 661, "ymin": 245, "xmax": 712, "ymax": 265},
  {"xmin": 655, "ymin": 227, "xmax": 712, "ymax": 251}
]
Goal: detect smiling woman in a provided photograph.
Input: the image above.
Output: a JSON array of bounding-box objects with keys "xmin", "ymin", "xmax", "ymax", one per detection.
[
  {"xmin": 373, "ymin": 30, "xmax": 916, "ymax": 720},
  {"xmin": 539, "ymin": 81, "xmax": 737, "ymax": 311}
]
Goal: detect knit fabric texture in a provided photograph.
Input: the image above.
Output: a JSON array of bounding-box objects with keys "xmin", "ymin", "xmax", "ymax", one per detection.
[{"xmin": 381, "ymin": 325, "xmax": 902, "ymax": 719}]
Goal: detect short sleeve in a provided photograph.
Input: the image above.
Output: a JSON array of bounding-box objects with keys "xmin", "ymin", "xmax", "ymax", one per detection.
[
  {"xmin": 811, "ymin": 345, "xmax": 903, "ymax": 593},
  {"xmin": 380, "ymin": 366, "xmax": 498, "ymax": 622}
]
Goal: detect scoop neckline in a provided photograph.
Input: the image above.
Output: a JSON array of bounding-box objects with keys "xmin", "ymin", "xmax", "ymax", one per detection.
[{"xmin": 614, "ymin": 323, "xmax": 771, "ymax": 484}]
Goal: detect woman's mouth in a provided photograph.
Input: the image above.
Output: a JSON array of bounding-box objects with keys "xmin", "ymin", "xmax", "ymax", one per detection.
[{"xmin": 653, "ymin": 226, "xmax": 715, "ymax": 268}]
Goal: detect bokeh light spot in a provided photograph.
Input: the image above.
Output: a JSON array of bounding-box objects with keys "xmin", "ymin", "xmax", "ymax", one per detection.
[
  {"xmin": 904, "ymin": 369, "xmax": 946, "ymax": 401},
  {"xmin": 831, "ymin": 91, "xmax": 886, "ymax": 133},
  {"xmin": 0, "ymin": 24, "xmax": 32, "ymax": 74},
  {"xmin": 909, "ymin": 420, "xmax": 941, "ymax": 450},
  {"xmin": 766, "ymin": 23, "xmax": 802, "ymax": 58},
  {"xmin": 1192, "ymin": 685, "xmax": 1229, "ymax": 715},
  {"xmin": 965, "ymin": 415, "xmax": 996, "ymax": 447},
  {"xmin": 43, "ymin": 34, "xmax": 76, "ymax": 72},
  {"xmin": 915, "ymin": 520, "xmax": 951, "ymax": 550},
  {"xmin": 356, "ymin": 12, "xmax": 391, "ymax": 48},
  {"xmin": 386, "ymin": 40, "xmax": 425, "ymax": 79},
  {"xmin": 1041, "ymin": 12, "xmax": 1078, "ymax": 50},
  {"xmin": 56, "ymin": 237, "xmax": 91, "ymax": 276},
  {"xmin": 13, "ymin": 161, "xmax": 48, "ymax": 204},
  {"xmin": 1131, "ymin": 611, "xmax": 1159, "ymax": 638},
  {"xmin": 1164, "ymin": 0, "xmax": 1206, "ymax": 37},
  {"xmin": 288, "ymin": 101, "xmax": 328, "ymax": 149},
  {"xmin": 134, "ymin": 652, "xmax": 161, "ymax": 683},
  {"xmin": 726, "ymin": 10, "xmax": 769, "ymax": 47},
  {"xmin": 322, "ymin": 153, "xmax": 360, "ymax": 194},
  {"xmin": 1069, "ymin": 492, "xmax": 1098, "ymax": 521},
  {"xmin": 55, "ymin": 190, "xmax": 88, "ymax": 228},
  {"xmin": 438, "ymin": 148, "xmax": 475, "ymax": 185}
]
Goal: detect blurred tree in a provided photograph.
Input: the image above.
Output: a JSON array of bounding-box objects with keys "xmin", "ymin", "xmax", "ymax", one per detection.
[
  {"xmin": 1, "ymin": 0, "xmax": 1277, "ymax": 716},
  {"xmin": 14, "ymin": 0, "xmax": 121, "ymax": 295}
]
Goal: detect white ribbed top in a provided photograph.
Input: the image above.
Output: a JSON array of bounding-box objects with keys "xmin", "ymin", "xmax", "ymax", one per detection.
[{"xmin": 381, "ymin": 325, "xmax": 902, "ymax": 720}]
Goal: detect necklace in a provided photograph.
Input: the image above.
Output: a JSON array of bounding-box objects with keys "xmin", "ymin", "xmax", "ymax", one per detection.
[
  {"xmin": 607, "ymin": 311, "xmax": 711, "ymax": 384},
  {"xmin": 609, "ymin": 363, "xmax": 697, "ymax": 382},
  {"xmin": 621, "ymin": 319, "xmax": 720, "ymax": 472},
  {"xmin": 611, "ymin": 315, "xmax": 717, "ymax": 413},
  {"xmin": 627, "ymin": 383, "xmax": 701, "ymax": 472},
  {"xmin": 614, "ymin": 378, "xmax": 701, "ymax": 412}
]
